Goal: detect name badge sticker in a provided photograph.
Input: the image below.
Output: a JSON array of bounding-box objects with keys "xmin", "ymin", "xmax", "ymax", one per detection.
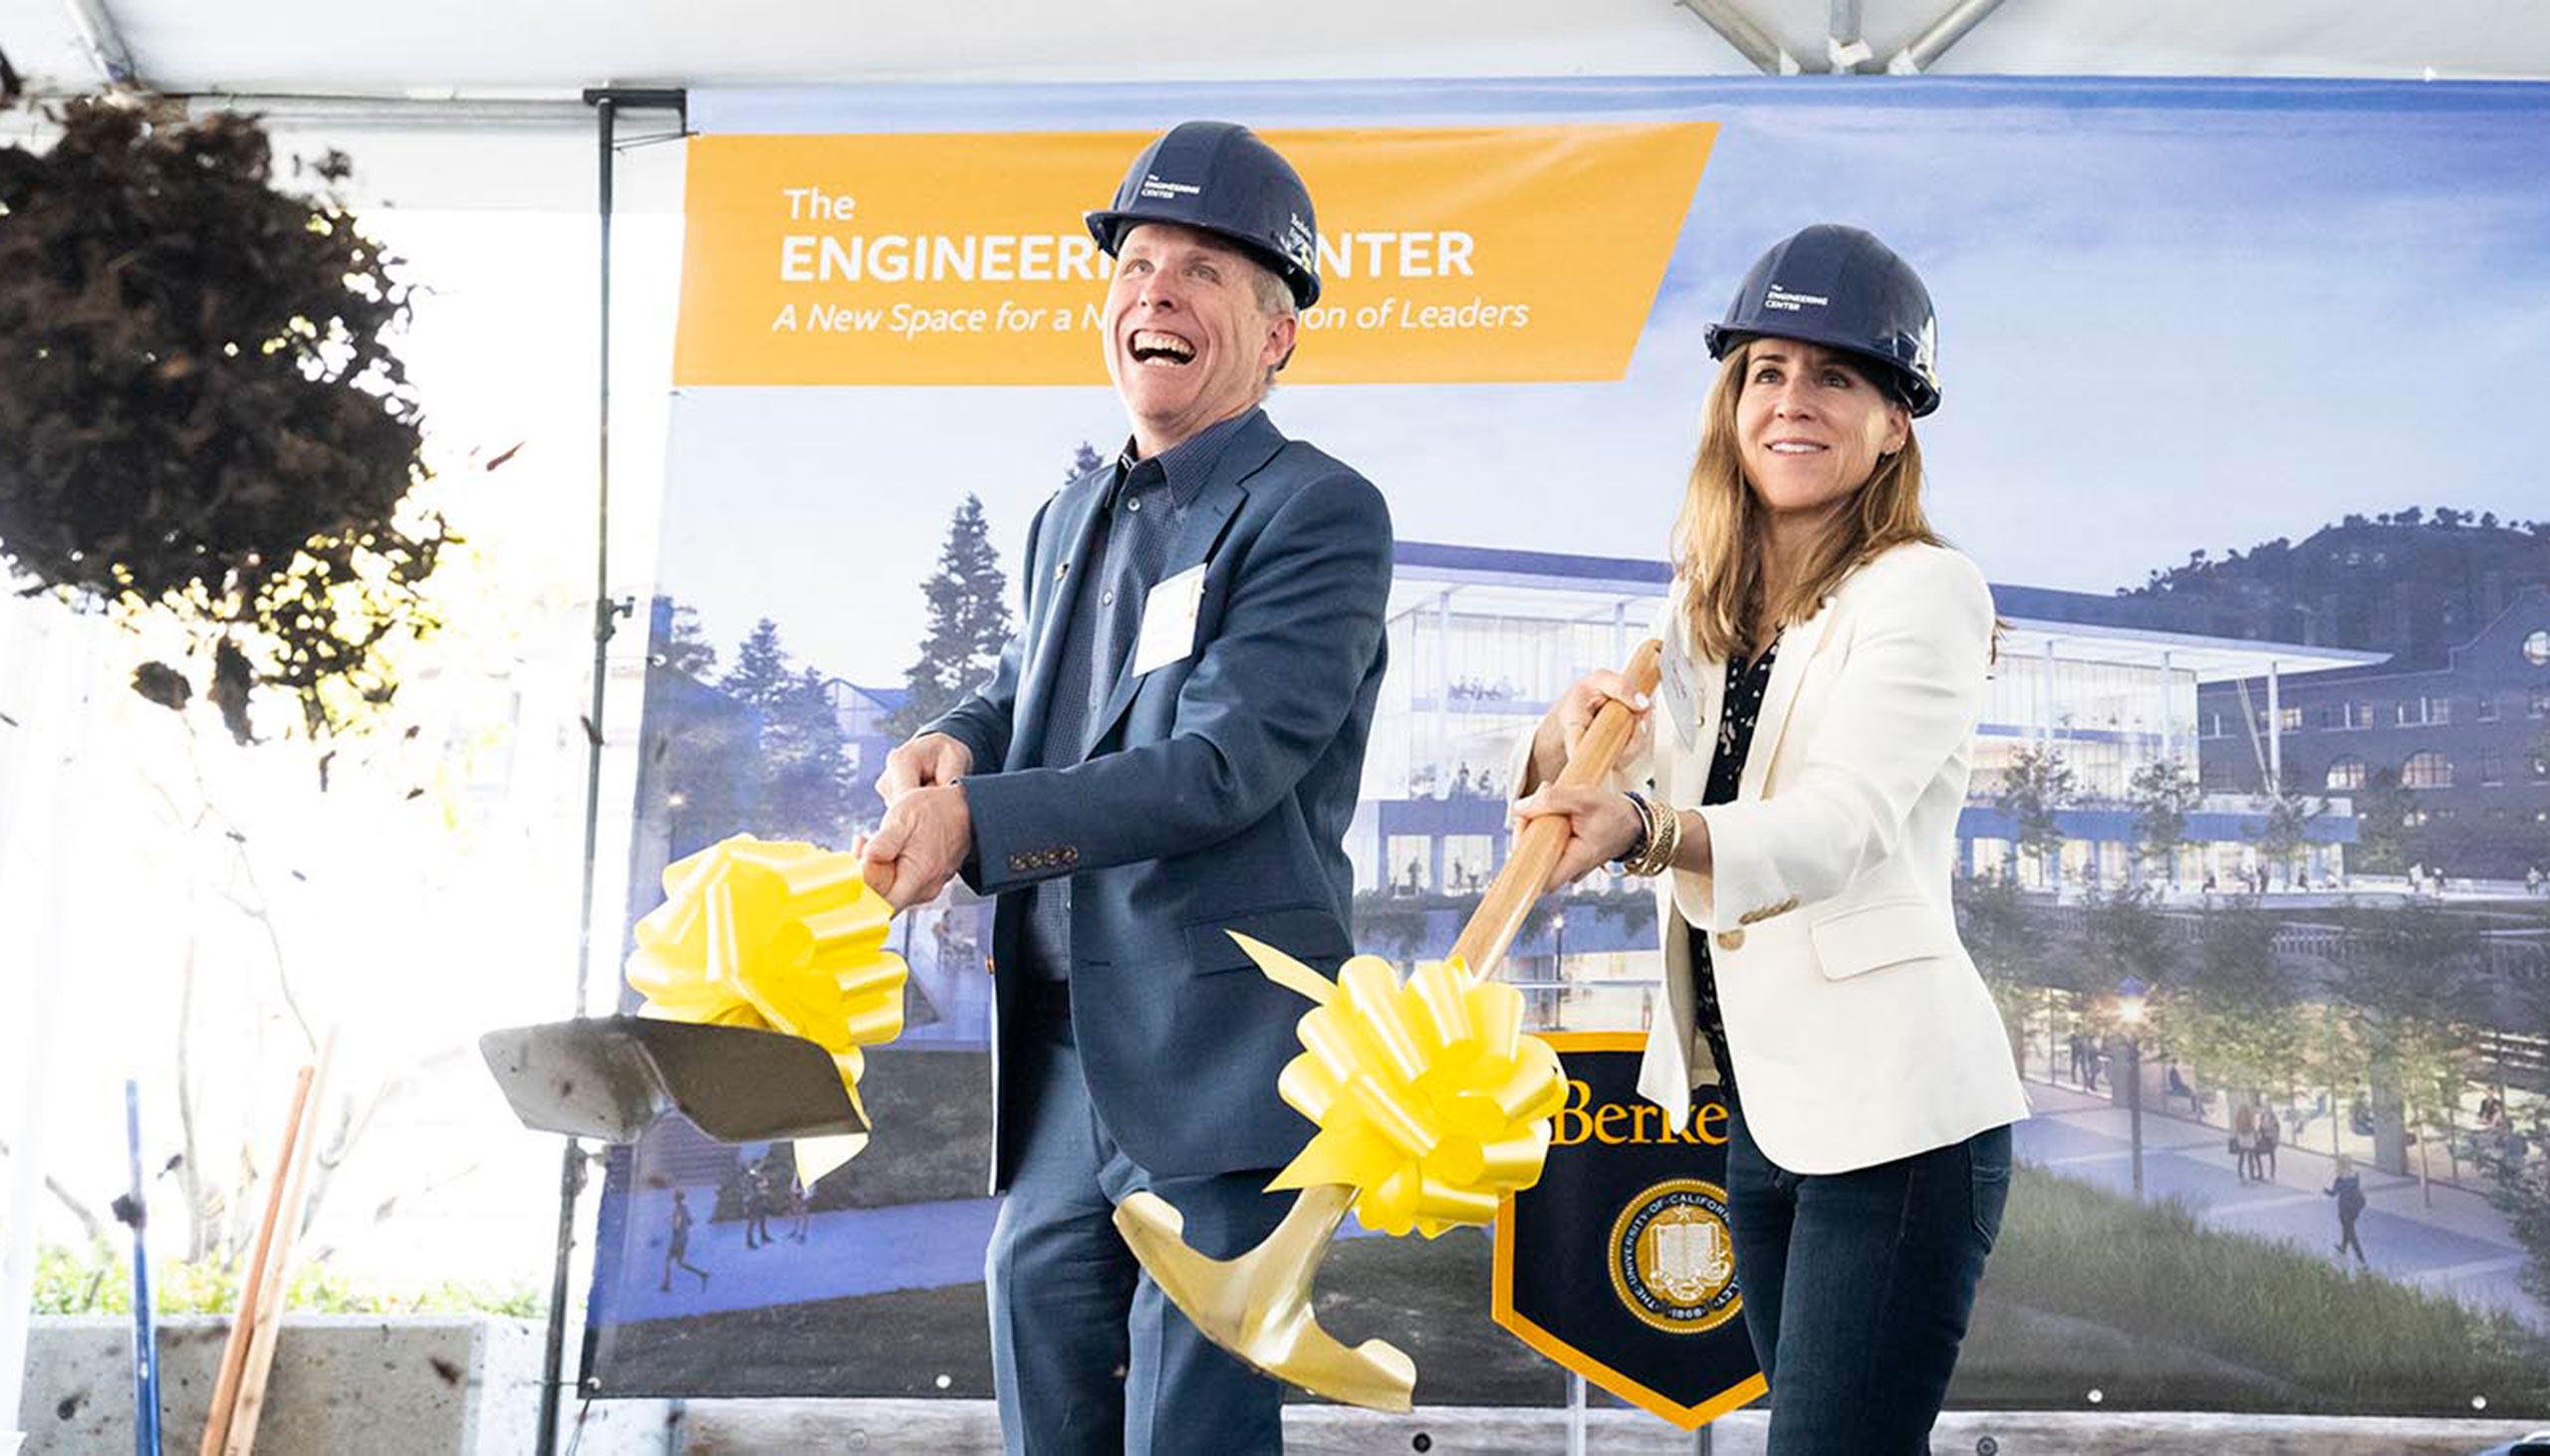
[
  {"xmin": 1132, "ymin": 564, "xmax": 1208, "ymax": 677},
  {"xmin": 1658, "ymin": 633, "xmax": 1702, "ymax": 750}
]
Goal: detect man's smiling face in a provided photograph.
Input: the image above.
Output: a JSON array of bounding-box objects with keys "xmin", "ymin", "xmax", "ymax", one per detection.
[{"xmin": 1102, "ymin": 222, "xmax": 1295, "ymax": 457}]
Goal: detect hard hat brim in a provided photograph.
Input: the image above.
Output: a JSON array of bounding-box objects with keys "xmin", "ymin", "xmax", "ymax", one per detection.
[
  {"xmin": 1084, "ymin": 209, "xmax": 1322, "ymax": 310},
  {"xmin": 1704, "ymin": 324, "xmax": 1939, "ymax": 418}
]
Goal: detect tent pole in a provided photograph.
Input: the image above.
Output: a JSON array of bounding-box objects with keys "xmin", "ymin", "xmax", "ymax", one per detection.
[
  {"xmin": 533, "ymin": 84, "xmax": 684, "ymax": 1456},
  {"xmin": 61, "ymin": 0, "xmax": 140, "ymax": 88},
  {"xmin": 1671, "ymin": 0, "xmax": 1803, "ymax": 75},
  {"xmin": 1828, "ymin": 0, "xmax": 1875, "ymax": 72},
  {"xmin": 1889, "ymin": 0, "xmax": 2012, "ymax": 73}
]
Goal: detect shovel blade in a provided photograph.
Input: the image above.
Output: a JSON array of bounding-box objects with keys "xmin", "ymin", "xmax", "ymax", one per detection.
[
  {"xmin": 1273, "ymin": 1328, "xmax": 1417, "ymax": 1415},
  {"xmin": 479, "ymin": 1016, "xmax": 867, "ymax": 1144},
  {"xmin": 1114, "ymin": 1188, "xmax": 1415, "ymax": 1413}
]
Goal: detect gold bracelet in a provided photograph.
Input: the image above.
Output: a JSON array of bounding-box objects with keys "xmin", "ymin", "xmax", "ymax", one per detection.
[
  {"xmin": 1621, "ymin": 794, "xmax": 1680, "ymax": 877},
  {"xmin": 1648, "ymin": 802, "xmax": 1684, "ymax": 876}
]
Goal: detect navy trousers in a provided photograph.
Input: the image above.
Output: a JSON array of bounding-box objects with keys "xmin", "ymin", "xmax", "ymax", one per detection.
[
  {"xmin": 985, "ymin": 1021, "xmax": 1290, "ymax": 1455},
  {"xmin": 1725, "ymin": 1109, "xmax": 2011, "ymax": 1454}
]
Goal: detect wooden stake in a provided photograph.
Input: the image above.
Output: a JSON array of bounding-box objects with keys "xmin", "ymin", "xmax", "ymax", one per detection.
[
  {"xmin": 196, "ymin": 1067, "xmax": 313, "ymax": 1456},
  {"xmin": 222, "ymin": 1033, "xmax": 337, "ymax": 1456}
]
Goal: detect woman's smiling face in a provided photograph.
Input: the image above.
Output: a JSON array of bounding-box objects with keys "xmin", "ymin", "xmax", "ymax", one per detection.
[{"xmin": 1733, "ymin": 338, "xmax": 1910, "ymax": 527}]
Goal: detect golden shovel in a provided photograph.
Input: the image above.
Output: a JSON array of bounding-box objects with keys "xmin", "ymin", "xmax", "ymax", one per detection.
[{"xmin": 1114, "ymin": 638, "xmax": 1664, "ymax": 1411}]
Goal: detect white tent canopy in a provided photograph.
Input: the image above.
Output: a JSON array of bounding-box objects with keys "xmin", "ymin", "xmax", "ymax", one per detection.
[
  {"xmin": 9, "ymin": 0, "xmax": 2542, "ymax": 216},
  {"xmin": 4, "ymin": 0, "xmax": 2548, "ymax": 101}
]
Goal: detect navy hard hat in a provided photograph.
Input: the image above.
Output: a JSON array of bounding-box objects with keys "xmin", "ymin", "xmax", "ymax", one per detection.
[
  {"xmin": 1703, "ymin": 224, "xmax": 1941, "ymax": 417},
  {"xmin": 1086, "ymin": 121, "xmax": 1323, "ymax": 310}
]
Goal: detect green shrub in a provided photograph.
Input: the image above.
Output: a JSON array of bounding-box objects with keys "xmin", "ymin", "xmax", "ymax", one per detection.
[{"xmin": 27, "ymin": 1242, "xmax": 538, "ymax": 1320}]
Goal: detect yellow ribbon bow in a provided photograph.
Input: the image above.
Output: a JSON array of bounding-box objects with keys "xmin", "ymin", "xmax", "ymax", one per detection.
[
  {"xmin": 1232, "ymin": 933, "xmax": 1567, "ymax": 1239},
  {"xmin": 623, "ymin": 835, "xmax": 907, "ymax": 1165}
]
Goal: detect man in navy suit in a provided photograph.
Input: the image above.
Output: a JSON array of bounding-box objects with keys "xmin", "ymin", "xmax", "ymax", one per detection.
[{"xmin": 860, "ymin": 121, "xmax": 1391, "ymax": 1454}]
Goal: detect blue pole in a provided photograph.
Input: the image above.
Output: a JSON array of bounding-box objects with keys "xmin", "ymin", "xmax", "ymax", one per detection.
[{"xmin": 121, "ymin": 1080, "xmax": 161, "ymax": 1455}]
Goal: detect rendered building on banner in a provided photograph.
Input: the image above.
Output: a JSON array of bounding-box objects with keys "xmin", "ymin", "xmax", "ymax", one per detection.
[
  {"xmin": 2196, "ymin": 585, "xmax": 2550, "ymax": 883},
  {"xmin": 1351, "ymin": 541, "xmax": 2384, "ymax": 1027},
  {"xmin": 823, "ymin": 678, "xmax": 909, "ymax": 826}
]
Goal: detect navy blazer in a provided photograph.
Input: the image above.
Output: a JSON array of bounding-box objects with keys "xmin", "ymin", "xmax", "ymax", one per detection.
[{"xmin": 924, "ymin": 408, "xmax": 1393, "ymax": 1188}]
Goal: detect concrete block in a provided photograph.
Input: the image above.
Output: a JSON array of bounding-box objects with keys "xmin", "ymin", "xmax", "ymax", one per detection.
[{"xmin": 19, "ymin": 1315, "xmax": 674, "ymax": 1455}]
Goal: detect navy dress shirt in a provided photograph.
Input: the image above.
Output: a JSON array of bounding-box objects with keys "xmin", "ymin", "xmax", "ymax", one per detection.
[{"xmin": 1020, "ymin": 411, "xmax": 1255, "ymax": 984}]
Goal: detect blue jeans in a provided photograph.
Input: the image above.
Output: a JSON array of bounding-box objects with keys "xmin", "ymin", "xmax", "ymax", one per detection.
[
  {"xmin": 1725, "ymin": 1110, "xmax": 2011, "ymax": 1453},
  {"xmin": 984, "ymin": 1024, "xmax": 1289, "ymax": 1456}
]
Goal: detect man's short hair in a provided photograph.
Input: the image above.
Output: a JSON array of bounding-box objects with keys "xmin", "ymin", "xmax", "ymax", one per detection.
[
  {"xmin": 1246, "ymin": 255, "xmax": 1298, "ymax": 384},
  {"xmin": 1247, "ymin": 257, "xmax": 1296, "ymax": 322}
]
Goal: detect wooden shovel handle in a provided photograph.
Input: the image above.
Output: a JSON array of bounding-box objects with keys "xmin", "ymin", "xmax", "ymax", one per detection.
[{"xmin": 1444, "ymin": 638, "xmax": 1662, "ymax": 982}]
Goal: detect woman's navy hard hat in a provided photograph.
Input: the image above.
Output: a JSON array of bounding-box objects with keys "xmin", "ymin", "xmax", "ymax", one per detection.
[
  {"xmin": 1086, "ymin": 121, "xmax": 1323, "ymax": 310},
  {"xmin": 1704, "ymin": 224, "xmax": 1941, "ymax": 417}
]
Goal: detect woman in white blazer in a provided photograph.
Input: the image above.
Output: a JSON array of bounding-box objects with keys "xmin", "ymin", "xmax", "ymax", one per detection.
[{"xmin": 1513, "ymin": 225, "xmax": 2027, "ymax": 1452}]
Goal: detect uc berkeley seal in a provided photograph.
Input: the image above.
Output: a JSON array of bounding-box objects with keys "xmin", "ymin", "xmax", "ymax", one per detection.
[{"xmin": 1607, "ymin": 1178, "xmax": 1741, "ymax": 1335}]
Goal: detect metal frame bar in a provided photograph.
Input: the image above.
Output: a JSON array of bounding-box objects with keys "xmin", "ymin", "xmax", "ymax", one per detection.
[
  {"xmin": 175, "ymin": 94, "xmax": 597, "ymax": 128},
  {"xmin": 1670, "ymin": 0, "xmax": 2019, "ymax": 78},
  {"xmin": 529, "ymin": 84, "xmax": 688, "ymax": 1456},
  {"xmin": 60, "ymin": 0, "xmax": 138, "ymax": 87},
  {"xmin": 1673, "ymin": 0, "xmax": 1803, "ymax": 75},
  {"xmin": 1827, "ymin": 0, "xmax": 1875, "ymax": 73},
  {"xmin": 1888, "ymin": 0, "xmax": 2014, "ymax": 73}
]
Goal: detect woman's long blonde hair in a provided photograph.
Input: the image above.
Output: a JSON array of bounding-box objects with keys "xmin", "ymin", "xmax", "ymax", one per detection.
[{"xmin": 1670, "ymin": 340, "xmax": 1941, "ymax": 660}]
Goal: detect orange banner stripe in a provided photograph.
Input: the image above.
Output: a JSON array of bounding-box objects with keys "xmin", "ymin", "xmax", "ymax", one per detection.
[{"xmin": 673, "ymin": 123, "xmax": 1716, "ymax": 387}]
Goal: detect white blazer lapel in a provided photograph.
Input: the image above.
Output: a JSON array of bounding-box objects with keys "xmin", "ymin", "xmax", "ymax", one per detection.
[
  {"xmin": 1737, "ymin": 602, "xmax": 1835, "ymax": 802},
  {"xmin": 1693, "ymin": 633, "xmax": 1727, "ymax": 790},
  {"xmin": 1659, "ymin": 586, "xmax": 1730, "ymax": 797}
]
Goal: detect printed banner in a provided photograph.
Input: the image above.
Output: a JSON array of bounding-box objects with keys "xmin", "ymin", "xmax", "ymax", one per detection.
[
  {"xmin": 589, "ymin": 76, "xmax": 2550, "ymax": 1420},
  {"xmin": 672, "ymin": 123, "xmax": 1715, "ymax": 385}
]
